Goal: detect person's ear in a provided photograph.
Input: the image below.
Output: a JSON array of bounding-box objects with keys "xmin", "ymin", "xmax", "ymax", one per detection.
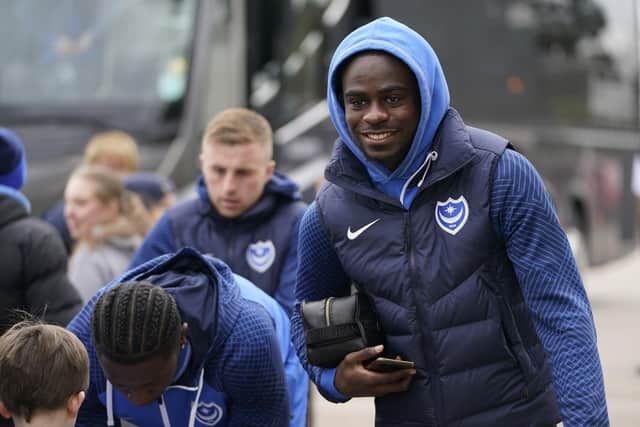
[
  {"xmin": 179, "ymin": 323, "xmax": 189, "ymax": 348},
  {"xmin": 0, "ymin": 400, "xmax": 12, "ymax": 419},
  {"xmin": 199, "ymin": 152, "xmax": 204, "ymax": 171},
  {"xmin": 265, "ymin": 160, "xmax": 276, "ymax": 180},
  {"xmin": 66, "ymin": 391, "xmax": 85, "ymax": 417}
]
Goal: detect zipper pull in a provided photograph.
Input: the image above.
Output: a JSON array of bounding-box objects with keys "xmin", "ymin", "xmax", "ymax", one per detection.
[
  {"xmin": 325, "ymin": 297, "xmax": 334, "ymax": 325},
  {"xmin": 417, "ymin": 151, "xmax": 438, "ymax": 188}
]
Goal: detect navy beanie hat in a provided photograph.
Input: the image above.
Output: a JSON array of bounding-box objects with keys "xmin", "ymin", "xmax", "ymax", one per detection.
[
  {"xmin": 0, "ymin": 127, "xmax": 27, "ymax": 190},
  {"xmin": 123, "ymin": 172, "xmax": 175, "ymax": 209}
]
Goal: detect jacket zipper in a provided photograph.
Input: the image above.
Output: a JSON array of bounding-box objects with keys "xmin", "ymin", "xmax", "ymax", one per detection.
[
  {"xmin": 325, "ymin": 297, "xmax": 334, "ymax": 325},
  {"xmin": 331, "ymin": 149, "xmax": 474, "ymax": 210},
  {"xmin": 227, "ymin": 222, "xmax": 235, "ymax": 265},
  {"xmin": 406, "ymin": 211, "xmax": 444, "ymax": 426}
]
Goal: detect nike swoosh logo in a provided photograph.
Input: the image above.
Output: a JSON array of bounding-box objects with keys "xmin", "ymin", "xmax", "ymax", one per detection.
[{"xmin": 347, "ymin": 219, "xmax": 380, "ymax": 240}]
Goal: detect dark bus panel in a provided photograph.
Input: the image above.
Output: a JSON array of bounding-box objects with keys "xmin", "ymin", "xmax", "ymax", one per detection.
[
  {"xmin": 253, "ymin": 0, "xmax": 640, "ymax": 266},
  {"xmin": 368, "ymin": 0, "xmax": 640, "ymax": 266},
  {"xmin": 1, "ymin": 0, "xmax": 637, "ymax": 267},
  {"xmin": 0, "ymin": 0, "xmax": 200, "ymax": 213}
]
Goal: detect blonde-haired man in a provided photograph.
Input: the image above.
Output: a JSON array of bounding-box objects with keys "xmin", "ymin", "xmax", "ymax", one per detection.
[
  {"xmin": 0, "ymin": 322, "xmax": 89, "ymax": 427},
  {"xmin": 131, "ymin": 108, "xmax": 307, "ymax": 314}
]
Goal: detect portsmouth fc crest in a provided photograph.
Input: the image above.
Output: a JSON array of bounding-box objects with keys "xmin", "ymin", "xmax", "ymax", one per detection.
[
  {"xmin": 246, "ymin": 240, "xmax": 276, "ymax": 273},
  {"xmin": 196, "ymin": 400, "xmax": 224, "ymax": 426},
  {"xmin": 435, "ymin": 196, "xmax": 469, "ymax": 235}
]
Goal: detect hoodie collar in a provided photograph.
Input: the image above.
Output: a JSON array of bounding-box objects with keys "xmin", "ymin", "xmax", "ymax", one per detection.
[
  {"xmin": 327, "ymin": 17, "xmax": 450, "ymax": 208},
  {"xmin": 0, "ymin": 185, "xmax": 30, "ymax": 213},
  {"xmin": 0, "ymin": 193, "xmax": 29, "ymax": 228},
  {"xmin": 325, "ymin": 108, "xmax": 475, "ymax": 205}
]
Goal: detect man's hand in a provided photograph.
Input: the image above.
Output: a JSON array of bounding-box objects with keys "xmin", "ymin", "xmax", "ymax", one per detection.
[{"xmin": 334, "ymin": 345, "xmax": 416, "ymax": 397}]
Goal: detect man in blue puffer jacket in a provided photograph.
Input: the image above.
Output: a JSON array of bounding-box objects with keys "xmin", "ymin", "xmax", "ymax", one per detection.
[
  {"xmin": 129, "ymin": 108, "xmax": 307, "ymax": 316},
  {"xmin": 68, "ymin": 248, "xmax": 295, "ymax": 427},
  {"xmin": 291, "ymin": 17, "xmax": 608, "ymax": 426}
]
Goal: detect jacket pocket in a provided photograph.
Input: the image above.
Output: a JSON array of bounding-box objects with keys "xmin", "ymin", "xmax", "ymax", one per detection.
[{"xmin": 496, "ymin": 295, "xmax": 538, "ymax": 384}]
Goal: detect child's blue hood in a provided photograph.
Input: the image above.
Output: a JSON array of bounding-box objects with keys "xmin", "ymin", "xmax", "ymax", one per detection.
[{"xmin": 327, "ymin": 17, "xmax": 450, "ymax": 206}]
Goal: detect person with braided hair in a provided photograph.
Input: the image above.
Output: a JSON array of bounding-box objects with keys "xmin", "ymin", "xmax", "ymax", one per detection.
[{"xmin": 67, "ymin": 247, "xmax": 290, "ymax": 427}]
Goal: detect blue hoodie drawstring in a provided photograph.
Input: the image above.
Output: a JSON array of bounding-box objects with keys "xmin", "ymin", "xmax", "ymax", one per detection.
[
  {"xmin": 399, "ymin": 151, "xmax": 438, "ymax": 207},
  {"xmin": 106, "ymin": 381, "xmax": 114, "ymax": 426},
  {"xmin": 188, "ymin": 369, "xmax": 205, "ymax": 427},
  {"xmin": 159, "ymin": 395, "xmax": 171, "ymax": 427}
]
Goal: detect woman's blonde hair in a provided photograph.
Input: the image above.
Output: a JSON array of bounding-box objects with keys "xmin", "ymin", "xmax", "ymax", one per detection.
[
  {"xmin": 68, "ymin": 165, "xmax": 151, "ymax": 245},
  {"xmin": 83, "ymin": 130, "xmax": 139, "ymax": 172}
]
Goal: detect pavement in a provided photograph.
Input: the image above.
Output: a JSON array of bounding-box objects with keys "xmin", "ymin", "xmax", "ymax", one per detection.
[{"xmin": 309, "ymin": 250, "xmax": 640, "ymax": 426}]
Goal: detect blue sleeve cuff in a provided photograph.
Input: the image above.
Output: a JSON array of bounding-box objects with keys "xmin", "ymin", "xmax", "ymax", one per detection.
[{"xmin": 319, "ymin": 368, "xmax": 350, "ymax": 403}]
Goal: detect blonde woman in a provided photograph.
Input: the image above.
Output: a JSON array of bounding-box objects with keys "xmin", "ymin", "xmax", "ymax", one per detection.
[
  {"xmin": 44, "ymin": 129, "xmax": 140, "ymax": 252},
  {"xmin": 64, "ymin": 165, "xmax": 150, "ymax": 303}
]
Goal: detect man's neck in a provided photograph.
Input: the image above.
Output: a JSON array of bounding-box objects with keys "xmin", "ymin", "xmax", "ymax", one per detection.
[{"xmin": 13, "ymin": 409, "xmax": 74, "ymax": 427}]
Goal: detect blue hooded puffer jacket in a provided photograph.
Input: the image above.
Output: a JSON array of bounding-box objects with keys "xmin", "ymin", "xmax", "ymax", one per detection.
[
  {"xmin": 130, "ymin": 173, "xmax": 307, "ymax": 315},
  {"xmin": 68, "ymin": 248, "xmax": 290, "ymax": 427},
  {"xmin": 316, "ymin": 17, "xmax": 561, "ymax": 426}
]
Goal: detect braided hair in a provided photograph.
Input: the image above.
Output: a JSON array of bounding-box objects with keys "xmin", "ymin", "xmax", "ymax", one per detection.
[{"xmin": 91, "ymin": 282, "xmax": 182, "ymax": 364}]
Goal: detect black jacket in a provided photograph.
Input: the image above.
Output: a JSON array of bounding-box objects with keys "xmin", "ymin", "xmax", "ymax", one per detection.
[{"xmin": 0, "ymin": 194, "xmax": 82, "ymax": 335}]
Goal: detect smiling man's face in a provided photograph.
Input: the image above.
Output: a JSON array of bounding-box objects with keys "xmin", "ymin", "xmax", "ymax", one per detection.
[{"xmin": 341, "ymin": 52, "xmax": 420, "ymax": 171}]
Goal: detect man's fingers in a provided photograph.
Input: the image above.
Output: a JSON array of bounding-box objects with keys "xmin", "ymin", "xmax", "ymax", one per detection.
[
  {"xmin": 373, "ymin": 375, "xmax": 414, "ymax": 397},
  {"xmin": 345, "ymin": 345, "xmax": 384, "ymax": 363},
  {"xmin": 370, "ymin": 368, "xmax": 416, "ymax": 385}
]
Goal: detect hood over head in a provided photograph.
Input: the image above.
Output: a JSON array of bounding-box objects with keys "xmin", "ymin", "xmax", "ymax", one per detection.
[
  {"xmin": 327, "ymin": 17, "xmax": 450, "ymax": 206},
  {"xmin": 116, "ymin": 247, "xmax": 241, "ymax": 380}
]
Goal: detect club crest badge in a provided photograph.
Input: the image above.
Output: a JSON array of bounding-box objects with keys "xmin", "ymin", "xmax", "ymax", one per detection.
[
  {"xmin": 196, "ymin": 400, "xmax": 224, "ymax": 426},
  {"xmin": 246, "ymin": 240, "xmax": 276, "ymax": 273},
  {"xmin": 435, "ymin": 196, "xmax": 469, "ymax": 235}
]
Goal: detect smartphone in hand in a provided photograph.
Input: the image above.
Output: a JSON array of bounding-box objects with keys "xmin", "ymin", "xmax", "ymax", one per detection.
[{"xmin": 366, "ymin": 357, "xmax": 415, "ymax": 373}]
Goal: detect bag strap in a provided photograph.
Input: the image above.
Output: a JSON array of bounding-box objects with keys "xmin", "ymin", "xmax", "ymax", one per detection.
[
  {"xmin": 305, "ymin": 323, "xmax": 360, "ymax": 345},
  {"xmin": 305, "ymin": 319, "xmax": 379, "ymax": 345},
  {"xmin": 350, "ymin": 282, "xmax": 361, "ymax": 295}
]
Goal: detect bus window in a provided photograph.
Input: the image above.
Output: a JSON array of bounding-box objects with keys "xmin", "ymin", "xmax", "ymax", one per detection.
[{"xmin": 0, "ymin": 0, "xmax": 197, "ymax": 105}]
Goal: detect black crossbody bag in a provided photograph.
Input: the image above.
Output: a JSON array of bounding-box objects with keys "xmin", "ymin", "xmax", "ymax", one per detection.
[{"xmin": 300, "ymin": 289, "xmax": 384, "ymax": 368}]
